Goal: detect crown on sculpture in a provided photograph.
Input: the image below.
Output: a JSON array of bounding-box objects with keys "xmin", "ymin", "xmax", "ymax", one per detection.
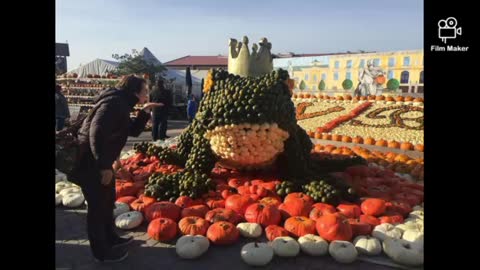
[{"xmin": 228, "ymin": 36, "xmax": 274, "ymax": 78}]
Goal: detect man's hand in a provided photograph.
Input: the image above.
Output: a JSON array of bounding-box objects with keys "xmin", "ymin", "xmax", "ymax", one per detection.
[
  {"xmin": 142, "ymin": 102, "xmax": 164, "ymax": 113},
  {"xmin": 100, "ymin": 169, "xmax": 114, "ymax": 186}
]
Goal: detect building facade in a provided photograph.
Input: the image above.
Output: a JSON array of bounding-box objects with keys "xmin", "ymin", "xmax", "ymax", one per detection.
[{"xmin": 274, "ymin": 49, "xmax": 423, "ymax": 93}]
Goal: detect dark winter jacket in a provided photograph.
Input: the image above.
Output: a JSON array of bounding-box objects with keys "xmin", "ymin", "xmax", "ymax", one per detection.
[
  {"xmin": 77, "ymin": 88, "xmax": 149, "ymax": 170},
  {"xmin": 149, "ymin": 88, "xmax": 173, "ymax": 116},
  {"xmin": 55, "ymin": 91, "xmax": 70, "ymax": 119}
]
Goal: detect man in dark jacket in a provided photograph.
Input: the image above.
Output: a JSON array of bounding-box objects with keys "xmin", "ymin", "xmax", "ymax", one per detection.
[
  {"xmin": 149, "ymin": 79, "xmax": 173, "ymax": 141},
  {"xmin": 71, "ymin": 75, "xmax": 162, "ymax": 263},
  {"xmin": 55, "ymin": 84, "xmax": 70, "ymax": 131}
]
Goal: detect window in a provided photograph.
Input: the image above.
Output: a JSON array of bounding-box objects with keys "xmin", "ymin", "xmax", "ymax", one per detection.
[
  {"xmin": 388, "ymin": 70, "xmax": 394, "ymax": 79},
  {"xmin": 388, "ymin": 57, "xmax": 395, "ymax": 67},
  {"xmin": 334, "ymin": 72, "xmax": 339, "ymax": 81},
  {"xmin": 373, "ymin": 58, "xmax": 380, "ymax": 66},
  {"xmin": 419, "ymin": 71, "xmax": 424, "ymax": 83},
  {"xmin": 400, "ymin": 71, "xmax": 409, "ymax": 83},
  {"xmin": 403, "ymin": 56, "xmax": 410, "ymax": 66},
  {"xmin": 346, "ymin": 60, "xmax": 352, "ymax": 68},
  {"xmin": 346, "ymin": 72, "xmax": 351, "ymax": 80},
  {"xmin": 334, "ymin": 61, "xmax": 339, "ymax": 68},
  {"xmin": 305, "ymin": 74, "xmax": 309, "ymax": 81},
  {"xmin": 313, "ymin": 75, "xmax": 318, "ymax": 82},
  {"xmin": 359, "ymin": 59, "xmax": 365, "ymax": 68},
  {"xmin": 321, "ymin": 73, "xmax": 326, "ymax": 80}
]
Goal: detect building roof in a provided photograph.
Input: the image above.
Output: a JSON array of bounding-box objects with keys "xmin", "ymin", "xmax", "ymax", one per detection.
[
  {"xmin": 164, "ymin": 55, "xmax": 228, "ymax": 66},
  {"xmin": 56, "ymin": 43, "xmax": 70, "ymax": 56}
]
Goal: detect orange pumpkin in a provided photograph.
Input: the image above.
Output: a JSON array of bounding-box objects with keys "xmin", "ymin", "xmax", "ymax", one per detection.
[
  {"xmin": 375, "ymin": 139, "xmax": 388, "ymax": 147},
  {"xmin": 147, "ymin": 218, "xmax": 177, "ymax": 242},
  {"xmin": 364, "ymin": 137, "xmax": 376, "ymax": 145},
  {"xmin": 332, "ymin": 134, "xmax": 342, "ymax": 142},
  {"xmin": 388, "ymin": 141, "xmax": 401, "ymax": 148},
  {"xmin": 316, "ymin": 213, "xmax": 353, "ymax": 242},
  {"xmin": 206, "ymin": 221, "xmax": 239, "ymax": 245},
  {"xmin": 284, "ymin": 193, "xmax": 314, "ymax": 205},
  {"xmin": 336, "ymin": 96, "xmax": 344, "ymax": 101},
  {"xmin": 130, "ymin": 197, "xmax": 155, "ymax": 213},
  {"xmin": 345, "ymin": 95, "xmax": 353, "ymax": 100},
  {"xmin": 352, "ymin": 136, "xmax": 364, "ymax": 144},
  {"xmin": 400, "ymin": 142, "xmax": 414, "ymax": 151},
  {"xmin": 415, "ymin": 144, "xmax": 424, "ymax": 152},
  {"xmin": 116, "ymin": 196, "xmax": 137, "ymax": 205},
  {"xmin": 414, "ymin": 97, "xmax": 424, "ymax": 102},
  {"xmin": 314, "ymin": 132, "xmax": 322, "ymax": 139},
  {"xmin": 331, "ymin": 149, "xmax": 343, "ymax": 155},
  {"xmin": 293, "ymin": 94, "xmax": 298, "ymax": 98},
  {"xmin": 314, "ymin": 144, "xmax": 324, "ymax": 152},
  {"xmin": 181, "ymin": 205, "xmax": 209, "ymax": 218},
  {"xmin": 145, "ymin": 201, "xmax": 181, "ymax": 222},
  {"xmin": 394, "ymin": 154, "xmax": 410, "ymax": 163},
  {"xmin": 205, "ymin": 208, "xmax": 241, "ymax": 224},
  {"xmin": 341, "ymin": 135, "xmax": 353, "ymax": 143},
  {"xmin": 305, "ymin": 93, "xmax": 312, "ymax": 98},
  {"xmin": 395, "ymin": 96, "xmax": 404, "ymax": 102},
  {"xmin": 323, "ymin": 145, "xmax": 337, "ymax": 153},
  {"xmin": 375, "ymin": 75, "xmax": 386, "ymax": 84},
  {"xmin": 342, "ymin": 148, "xmax": 354, "ymax": 156},
  {"xmin": 178, "ymin": 216, "xmax": 210, "ymax": 236},
  {"xmin": 386, "ymin": 96, "xmax": 395, "ymax": 102},
  {"xmin": 309, "ymin": 203, "xmax": 337, "ymax": 220},
  {"xmin": 307, "ymin": 130, "xmax": 315, "ymax": 138},
  {"xmin": 284, "ymin": 216, "xmax": 316, "ymax": 238},
  {"xmin": 259, "ymin": 197, "xmax": 282, "ymax": 207},
  {"xmin": 244, "ymin": 203, "xmax": 281, "ymax": 227},
  {"xmin": 265, "ymin": 225, "xmax": 290, "ymax": 241},
  {"xmin": 278, "ymin": 200, "xmax": 313, "ymax": 220},
  {"xmin": 225, "ymin": 194, "xmax": 255, "ymax": 215},
  {"xmin": 353, "ymin": 97, "xmax": 360, "ymax": 102},
  {"xmin": 175, "ymin": 196, "xmax": 194, "ymax": 208},
  {"xmin": 405, "ymin": 96, "xmax": 414, "ymax": 101},
  {"xmin": 368, "ymin": 95, "xmax": 377, "ymax": 101},
  {"xmin": 321, "ymin": 133, "xmax": 332, "ymax": 140},
  {"xmin": 360, "ymin": 96, "xmax": 367, "ymax": 101},
  {"xmin": 205, "ymin": 197, "xmax": 226, "ymax": 209},
  {"xmin": 375, "ymin": 95, "xmax": 385, "ymax": 101}
]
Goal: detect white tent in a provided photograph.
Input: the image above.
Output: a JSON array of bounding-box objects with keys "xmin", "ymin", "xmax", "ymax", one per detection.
[{"xmin": 67, "ymin": 59, "xmax": 119, "ymax": 78}]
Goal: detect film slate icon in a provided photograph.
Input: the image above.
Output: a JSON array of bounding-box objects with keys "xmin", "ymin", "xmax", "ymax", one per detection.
[{"xmin": 438, "ymin": 17, "xmax": 462, "ymax": 44}]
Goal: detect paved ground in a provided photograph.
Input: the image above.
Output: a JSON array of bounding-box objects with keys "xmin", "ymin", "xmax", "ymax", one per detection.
[{"xmin": 56, "ymin": 207, "xmax": 403, "ymax": 270}]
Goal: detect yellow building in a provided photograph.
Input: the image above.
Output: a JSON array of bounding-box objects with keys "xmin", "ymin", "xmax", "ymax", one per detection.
[{"xmin": 276, "ymin": 49, "xmax": 423, "ymax": 93}]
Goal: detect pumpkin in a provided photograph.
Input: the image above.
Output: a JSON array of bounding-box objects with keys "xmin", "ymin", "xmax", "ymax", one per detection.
[
  {"xmin": 386, "ymin": 201, "xmax": 413, "ymax": 217},
  {"xmin": 321, "ymin": 133, "xmax": 332, "ymax": 140},
  {"xmin": 55, "ymin": 194, "xmax": 63, "ymax": 206},
  {"xmin": 130, "ymin": 197, "xmax": 154, "ymax": 213},
  {"xmin": 352, "ymin": 137, "xmax": 364, "ymax": 144},
  {"xmin": 336, "ymin": 96, "xmax": 344, "ymax": 101},
  {"xmin": 360, "ymin": 198, "xmax": 386, "ymax": 216},
  {"xmin": 345, "ymin": 95, "xmax": 352, "ymax": 100},
  {"xmin": 113, "ymin": 202, "xmax": 130, "ymax": 218},
  {"xmin": 402, "ymin": 229, "xmax": 424, "ymax": 244},
  {"xmin": 115, "ymin": 211, "xmax": 143, "ymax": 230},
  {"xmin": 404, "ymin": 96, "xmax": 414, "ymax": 102},
  {"xmin": 348, "ymin": 219, "xmax": 372, "ymax": 237},
  {"xmin": 332, "ymin": 134, "xmax": 342, "ymax": 142},
  {"xmin": 176, "ymin": 235, "xmax": 210, "ymax": 259},
  {"xmin": 336, "ymin": 204, "xmax": 361, "ymax": 218},
  {"xmin": 205, "ymin": 208, "xmax": 241, "ymax": 224},
  {"xmin": 178, "ymin": 216, "xmax": 210, "ymax": 236},
  {"xmin": 284, "ymin": 193, "xmax": 314, "ymax": 205},
  {"xmin": 147, "ymin": 218, "xmax": 177, "ymax": 242},
  {"xmin": 359, "ymin": 215, "xmax": 380, "ymax": 227},
  {"xmin": 309, "ymin": 203, "xmax": 337, "ymax": 220},
  {"xmin": 205, "ymin": 197, "xmax": 226, "ymax": 209},
  {"xmin": 115, "ymin": 181, "xmax": 139, "ymax": 198},
  {"xmin": 375, "ymin": 139, "xmax": 388, "ymax": 147},
  {"xmin": 284, "ymin": 216, "xmax": 316, "ymax": 238},
  {"xmin": 316, "ymin": 213, "xmax": 353, "ymax": 242},
  {"xmin": 323, "ymin": 145, "xmax": 336, "ymax": 152},
  {"xmin": 244, "ymin": 203, "xmax": 281, "ymax": 227},
  {"xmin": 409, "ymin": 210, "xmax": 424, "ymax": 220},
  {"xmin": 353, "ymin": 235, "xmax": 382, "ymax": 256},
  {"xmin": 175, "ymin": 196, "xmax": 194, "ymax": 208},
  {"xmin": 364, "ymin": 137, "xmax": 376, "ymax": 145},
  {"xmin": 379, "ymin": 213, "xmax": 404, "ymax": 224},
  {"xmin": 341, "ymin": 136, "xmax": 352, "ymax": 143},
  {"xmin": 62, "ymin": 193, "xmax": 85, "ymax": 208},
  {"xmin": 329, "ymin": 240, "xmax": 358, "ymax": 264},
  {"xmin": 386, "ymin": 96, "xmax": 395, "ymax": 102},
  {"xmin": 116, "ymin": 196, "xmax": 138, "ymax": 205},
  {"xmin": 181, "ymin": 205, "xmax": 209, "ymax": 218},
  {"xmin": 395, "ymin": 96, "xmax": 404, "ymax": 102},
  {"xmin": 278, "ymin": 200, "xmax": 312, "ymax": 220},
  {"xmin": 372, "ymin": 223, "xmax": 403, "ymax": 241},
  {"xmin": 298, "ymin": 234, "xmax": 329, "ymax": 256},
  {"xmin": 314, "ymin": 132, "xmax": 322, "ymax": 139},
  {"xmin": 265, "ymin": 225, "xmax": 289, "ymax": 241},
  {"xmin": 375, "ymin": 76, "xmax": 386, "ymax": 85},
  {"xmin": 236, "ymin": 222, "xmax": 262, "ymax": 238},
  {"xmin": 360, "ymin": 96, "xmax": 367, "ymax": 100},
  {"xmin": 55, "ymin": 181, "xmax": 72, "ymax": 193},
  {"xmin": 388, "ymin": 141, "xmax": 401, "ymax": 148},
  {"xmin": 145, "ymin": 202, "xmax": 181, "ymax": 222},
  {"xmin": 396, "ymin": 222, "xmax": 423, "ymax": 234},
  {"xmin": 59, "ymin": 187, "xmax": 81, "ymax": 196},
  {"xmin": 241, "ymin": 242, "xmax": 274, "ymax": 266},
  {"xmin": 225, "ymin": 194, "xmax": 255, "ymax": 215},
  {"xmin": 383, "ymin": 238, "xmax": 423, "ymax": 266},
  {"xmin": 259, "ymin": 197, "xmax": 281, "ymax": 207},
  {"xmin": 206, "ymin": 221, "xmax": 240, "ymax": 245},
  {"xmin": 271, "ymin": 237, "xmax": 300, "ymax": 257},
  {"xmin": 400, "ymin": 142, "xmax": 414, "ymax": 151},
  {"xmin": 228, "ymin": 177, "xmax": 248, "ymax": 188}
]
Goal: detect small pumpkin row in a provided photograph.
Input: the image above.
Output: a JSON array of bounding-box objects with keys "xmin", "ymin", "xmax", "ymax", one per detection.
[{"xmin": 293, "ymin": 94, "xmax": 424, "ymax": 104}]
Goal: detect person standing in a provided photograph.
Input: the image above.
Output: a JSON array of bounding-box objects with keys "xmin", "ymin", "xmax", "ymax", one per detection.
[
  {"xmin": 186, "ymin": 95, "xmax": 198, "ymax": 123},
  {"xmin": 70, "ymin": 75, "xmax": 162, "ymax": 262},
  {"xmin": 149, "ymin": 79, "xmax": 173, "ymax": 141},
  {"xmin": 55, "ymin": 84, "xmax": 70, "ymax": 131}
]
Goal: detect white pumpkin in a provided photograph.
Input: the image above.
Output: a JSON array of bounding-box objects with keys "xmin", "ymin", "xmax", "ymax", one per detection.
[
  {"xmin": 402, "ymin": 230, "xmax": 424, "ymax": 250},
  {"xmin": 409, "ymin": 210, "xmax": 424, "ymax": 220},
  {"xmin": 236, "ymin": 223, "xmax": 262, "ymax": 238},
  {"xmin": 271, "ymin": 236, "xmax": 300, "ymax": 257},
  {"xmin": 55, "ymin": 194, "xmax": 63, "ymax": 206},
  {"xmin": 383, "ymin": 238, "xmax": 424, "ymax": 266},
  {"xmin": 55, "ymin": 173, "xmax": 67, "ymax": 183},
  {"xmin": 396, "ymin": 222, "xmax": 423, "ymax": 233},
  {"xmin": 55, "ymin": 181, "xmax": 72, "ymax": 193},
  {"xmin": 329, "ymin": 240, "xmax": 358, "ymax": 264},
  {"xmin": 404, "ymin": 217, "xmax": 424, "ymax": 227},
  {"xmin": 298, "ymin": 234, "xmax": 328, "ymax": 256},
  {"xmin": 412, "ymin": 205, "xmax": 423, "ymax": 211},
  {"xmin": 176, "ymin": 235, "xmax": 210, "ymax": 259},
  {"xmin": 62, "ymin": 193, "xmax": 85, "ymax": 208},
  {"xmin": 353, "ymin": 235, "xmax": 382, "ymax": 256},
  {"xmin": 59, "ymin": 187, "xmax": 82, "ymax": 196},
  {"xmin": 372, "ymin": 223, "xmax": 403, "ymax": 241},
  {"xmin": 115, "ymin": 211, "xmax": 143, "ymax": 230},
  {"xmin": 113, "ymin": 202, "xmax": 130, "ymax": 218},
  {"xmin": 241, "ymin": 242, "xmax": 274, "ymax": 266}
]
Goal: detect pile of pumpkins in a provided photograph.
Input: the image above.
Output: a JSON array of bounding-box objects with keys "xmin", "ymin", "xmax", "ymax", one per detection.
[{"xmin": 55, "ymin": 171, "xmax": 85, "ymax": 208}]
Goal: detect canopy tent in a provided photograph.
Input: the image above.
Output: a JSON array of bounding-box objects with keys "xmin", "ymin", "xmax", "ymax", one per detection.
[{"xmin": 67, "ymin": 59, "xmax": 119, "ymax": 78}]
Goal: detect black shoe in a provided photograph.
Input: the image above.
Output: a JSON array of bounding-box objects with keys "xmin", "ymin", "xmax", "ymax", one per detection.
[
  {"xmin": 111, "ymin": 236, "xmax": 134, "ymax": 248},
  {"xmin": 94, "ymin": 251, "xmax": 129, "ymax": 263}
]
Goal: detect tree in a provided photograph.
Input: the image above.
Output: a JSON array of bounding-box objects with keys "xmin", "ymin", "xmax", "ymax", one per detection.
[
  {"xmin": 342, "ymin": 79, "xmax": 353, "ymax": 90},
  {"xmin": 111, "ymin": 50, "xmax": 166, "ymax": 85},
  {"xmin": 387, "ymin": 78, "xmax": 400, "ymax": 91},
  {"xmin": 299, "ymin": 80, "xmax": 306, "ymax": 90},
  {"xmin": 318, "ymin": 80, "xmax": 326, "ymax": 90}
]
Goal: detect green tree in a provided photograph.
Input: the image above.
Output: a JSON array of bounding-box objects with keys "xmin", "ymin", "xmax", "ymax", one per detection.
[
  {"xmin": 342, "ymin": 79, "xmax": 353, "ymax": 90},
  {"xmin": 318, "ymin": 80, "xmax": 326, "ymax": 90},
  {"xmin": 387, "ymin": 78, "xmax": 400, "ymax": 91},
  {"xmin": 299, "ymin": 80, "xmax": 306, "ymax": 90},
  {"xmin": 112, "ymin": 50, "xmax": 166, "ymax": 84}
]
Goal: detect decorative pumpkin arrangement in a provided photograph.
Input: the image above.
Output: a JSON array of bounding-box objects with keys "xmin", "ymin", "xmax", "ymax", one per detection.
[{"xmin": 176, "ymin": 235, "xmax": 210, "ymax": 259}]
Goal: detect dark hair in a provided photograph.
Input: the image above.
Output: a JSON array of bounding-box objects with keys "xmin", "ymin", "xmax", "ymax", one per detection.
[
  {"xmin": 116, "ymin": 75, "xmax": 146, "ymax": 94},
  {"xmin": 55, "ymin": 84, "xmax": 62, "ymax": 92}
]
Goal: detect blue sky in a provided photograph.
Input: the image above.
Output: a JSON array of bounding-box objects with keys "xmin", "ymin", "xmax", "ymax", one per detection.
[{"xmin": 56, "ymin": 0, "xmax": 423, "ymax": 70}]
